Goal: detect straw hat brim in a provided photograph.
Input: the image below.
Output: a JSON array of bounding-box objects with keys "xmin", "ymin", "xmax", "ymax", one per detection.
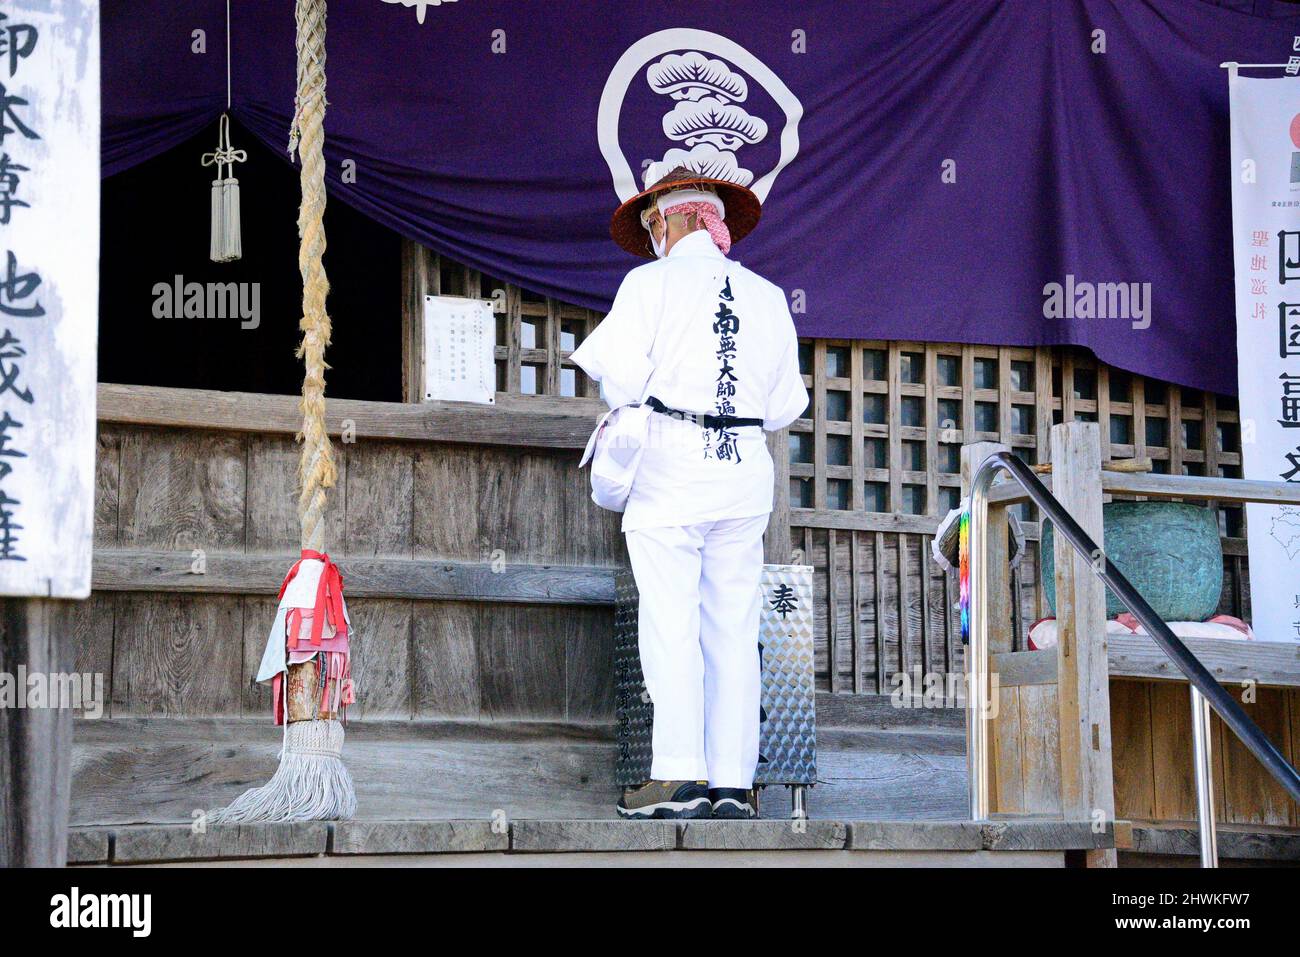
[{"xmin": 609, "ymin": 170, "xmax": 761, "ymax": 259}]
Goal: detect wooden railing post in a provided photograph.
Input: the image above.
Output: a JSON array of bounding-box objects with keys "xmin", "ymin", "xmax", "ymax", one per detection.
[
  {"xmin": 0, "ymin": 598, "xmax": 74, "ymax": 867},
  {"xmin": 1049, "ymin": 421, "xmax": 1117, "ymax": 867}
]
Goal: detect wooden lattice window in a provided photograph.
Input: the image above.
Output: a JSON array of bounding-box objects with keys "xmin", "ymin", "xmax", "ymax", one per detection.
[
  {"xmin": 787, "ymin": 341, "xmax": 1046, "ymax": 519},
  {"xmin": 787, "ymin": 342, "xmax": 1243, "ymax": 525},
  {"xmin": 401, "ymin": 242, "xmax": 603, "ymax": 402}
]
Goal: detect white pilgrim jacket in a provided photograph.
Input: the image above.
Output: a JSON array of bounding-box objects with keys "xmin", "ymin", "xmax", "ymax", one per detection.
[{"xmin": 571, "ymin": 229, "xmax": 809, "ymax": 532}]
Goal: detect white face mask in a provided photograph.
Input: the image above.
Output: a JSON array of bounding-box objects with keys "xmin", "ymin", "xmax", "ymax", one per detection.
[
  {"xmin": 650, "ymin": 225, "xmax": 667, "ymax": 259},
  {"xmin": 642, "ymin": 201, "xmax": 667, "ymax": 258}
]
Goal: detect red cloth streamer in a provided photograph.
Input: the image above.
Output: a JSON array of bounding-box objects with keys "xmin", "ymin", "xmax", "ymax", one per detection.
[
  {"xmin": 271, "ymin": 551, "xmax": 354, "ymax": 726},
  {"xmin": 272, "ymin": 673, "xmax": 284, "ymax": 726}
]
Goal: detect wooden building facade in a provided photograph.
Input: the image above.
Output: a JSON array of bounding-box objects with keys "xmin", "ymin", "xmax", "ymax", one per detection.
[{"xmin": 60, "ymin": 238, "xmax": 1300, "ymax": 854}]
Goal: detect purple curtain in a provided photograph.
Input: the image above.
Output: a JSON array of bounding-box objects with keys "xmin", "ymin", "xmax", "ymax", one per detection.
[{"xmin": 103, "ymin": 0, "xmax": 1300, "ymax": 394}]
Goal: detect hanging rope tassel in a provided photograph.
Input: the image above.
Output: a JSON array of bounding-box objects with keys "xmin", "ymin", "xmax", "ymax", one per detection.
[
  {"xmin": 211, "ymin": 0, "xmax": 354, "ymax": 825},
  {"xmin": 202, "ymin": 113, "xmax": 246, "ymax": 263},
  {"xmin": 209, "ymin": 719, "xmax": 355, "ymax": 823}
]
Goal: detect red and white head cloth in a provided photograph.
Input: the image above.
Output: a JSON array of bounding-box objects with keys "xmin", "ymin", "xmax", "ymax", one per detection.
[
  {"xmin": 255, "ymin": 550, "xmax": 355, "ymax": 725},
  {"xmin": 641, "ymin": 187, "xmax": 731, "ymax": 255}
]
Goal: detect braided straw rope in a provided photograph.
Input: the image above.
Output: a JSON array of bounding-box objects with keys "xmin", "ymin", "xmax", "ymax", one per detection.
[
  {"xmin": 208, "ymin": 0, "xmax": 355, "ymax": 824},
  {"xmin": 291, "ymin": 0, "xmax": 335, "ymax": 553}
]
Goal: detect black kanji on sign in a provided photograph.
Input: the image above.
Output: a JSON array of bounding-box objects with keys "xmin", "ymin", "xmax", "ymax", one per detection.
[
  {"xmin": 0, "ymin": 152, "xmax": 28, "ymax": 224},
  {"xmin": 0, "ymin": 488, "xmax": 23, "ymax": 561},
  {"xmin": 1282, "ymin": 230, "xmax": 1300, "ymax": 285},
  {"xmin": 0, "ymin": 409, "xmax": 24, "ymax": 481},
  {"xmin": 1281, "ymin": 373, "xmax": 1300, "ymax": 430},
  {"xmin": 0, "ymin": 328, "xmax": 32, "ymax": 403},
  {"xmin": 1281, "ymin": 303, "xmax": 1300, "ymax": 358},
  {"xmin": 1282, "ymin": 446, "xmax": 1300, "ymax": 482},
  {"xmin": 0, "ymin": 13, "xmax": 37, "ymax": 79},
  {"xmin": 770, "ymin": 583, "xmax": 799, "ymax": 619},
  {"xmin": 0, "ymin": 80, "xmax": 38, "ymax": 147},
  {"xmin": 0, "ymin": 251, "xmax": 42, "ymax": 318}
]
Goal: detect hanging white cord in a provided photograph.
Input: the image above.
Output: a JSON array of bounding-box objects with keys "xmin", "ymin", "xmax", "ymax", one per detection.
[
  {"xmin": 202, "ymin": 3, "xmax": 245, "ymax": 265},
  {"xmin": 205, "ymin": 0, "xmax": 244, "ymax": 176}
]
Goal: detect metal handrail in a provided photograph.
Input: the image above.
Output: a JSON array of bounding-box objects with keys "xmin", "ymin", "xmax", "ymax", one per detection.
[{"xmin": 968, "ymin": 451, "xmax": 1300, "ymax": 867}]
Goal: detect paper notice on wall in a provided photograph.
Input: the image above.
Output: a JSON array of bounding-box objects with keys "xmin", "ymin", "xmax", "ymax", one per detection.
[
  {"xmin": 0, "ymin": 2, "xmax": 100, "ymax": 598},
  {"xmin": 422, "ymin": 295, "xmax": 495, "ymax": 404},
  {"xmin": 1229, "ymin": 71, "xmax": 1300, "ymax": 642}
]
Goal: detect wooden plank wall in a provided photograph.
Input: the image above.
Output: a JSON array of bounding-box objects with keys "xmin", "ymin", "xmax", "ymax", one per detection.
[
  {"xmin": 794, "ymin": 523, "xmax": 968, "ymax": 695},
  {"xmin": 993, "ymin": 675, "xmax": 1300, "ymax": 827},
  {"xmin": 991, "ymin": 681, "xmax": 1063, "ymax": 815},
  {"xmin": 1111, "ymin": 680, "xmax": 1300, "ymax": 827},
  {"xmin": 76, "ymin": 423, "xmax": 623, "ymax": 722}
]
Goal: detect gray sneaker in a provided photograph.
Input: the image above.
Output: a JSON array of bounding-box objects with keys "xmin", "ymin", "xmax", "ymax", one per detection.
[{"xmin": 616, "ymin": 780, "xmax": 711, "ymax": 819}]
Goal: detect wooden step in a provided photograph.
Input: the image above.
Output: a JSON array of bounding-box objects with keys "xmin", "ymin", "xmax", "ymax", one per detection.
[
  {"xmin": 67, "ymin": 818, "xmax": 1110, "ymax": 867},
  {"xmin": 71, "ymin": 710, "xmax": 969, "ymax": 825},
  {"xmin": 1120, "ymin": 821, "xmax": 1300, "ymax": 867},
  {"xmin": 815, "ymin": 691, "xmax": 969, "ymax": 820}
]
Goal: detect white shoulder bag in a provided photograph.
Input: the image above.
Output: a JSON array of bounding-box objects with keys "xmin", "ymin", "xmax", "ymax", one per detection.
[
  {"xmin": 579, "ymin": 263, "xmax": 732, "ymax": 513},
  {"xmin": 578, "ymin": 401, "xmax": 654, "ymax": 512}
]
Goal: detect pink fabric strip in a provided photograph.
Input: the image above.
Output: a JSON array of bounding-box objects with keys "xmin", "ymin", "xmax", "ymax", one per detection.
[{"xmin": 669, "ymin": 200, "xmax": 731, "ymax": 254}]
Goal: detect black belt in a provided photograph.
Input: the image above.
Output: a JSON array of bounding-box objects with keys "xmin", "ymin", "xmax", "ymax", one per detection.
[{"xmin": 645, "ymin": 396, "xmax": 763, "ymax": 430}]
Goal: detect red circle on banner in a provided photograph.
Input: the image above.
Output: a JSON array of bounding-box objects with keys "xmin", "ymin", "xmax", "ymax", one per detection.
[{"xmin": 1291, "ymin": 113, "xmax": 1300, "ymax": 149}]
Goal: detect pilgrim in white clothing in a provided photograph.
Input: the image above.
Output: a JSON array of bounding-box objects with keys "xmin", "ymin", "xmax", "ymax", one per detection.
[{"xmin": 572, "ymin": 165, "xmax": 807, "ymax": 797}]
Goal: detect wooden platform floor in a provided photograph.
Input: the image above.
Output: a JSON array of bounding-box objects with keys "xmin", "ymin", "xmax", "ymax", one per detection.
[
  {"xmin": 67, "ymin": 818, "xmax": 1108, "ymax": 867},
  {"xmin": 71, "ymin": 695, "xmax": 971, "ymax": 825},
  {"xmin": 68, "ymin": 818, "xmax": 1300, "ymax": 867},
  {"xmin": 67, "ymin": 697, "xmax": 1300, "ymax": 866}
]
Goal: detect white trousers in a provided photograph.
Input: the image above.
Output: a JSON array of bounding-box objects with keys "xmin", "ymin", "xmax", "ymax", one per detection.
[{"xmin": 624, "ymin": 513, "xmax": 767, "ymax": 789}]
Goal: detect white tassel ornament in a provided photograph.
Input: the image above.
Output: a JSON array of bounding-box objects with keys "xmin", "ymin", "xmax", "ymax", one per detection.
[
  {"xmin": 202, "ymin": 113, "xmax": 247, "ymax": 264},
  {"xmin": 210, "ymin": 718, "xmax": 356, "ymax": 823}
]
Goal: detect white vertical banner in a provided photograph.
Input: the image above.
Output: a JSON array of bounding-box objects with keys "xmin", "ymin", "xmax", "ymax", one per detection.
[
  {"xmin": 1230, "ymin": 71, "xmax": 1300, "ymax": 643},
  {"xmin": 0, "ymin": 2, "xmax": 99, "ymax": 598}
]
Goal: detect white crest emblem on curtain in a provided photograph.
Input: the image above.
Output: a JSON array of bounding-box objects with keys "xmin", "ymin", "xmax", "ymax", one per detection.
[{"xmin": 598, "ymin": 29, "xmax": 803, "ymax": 202}]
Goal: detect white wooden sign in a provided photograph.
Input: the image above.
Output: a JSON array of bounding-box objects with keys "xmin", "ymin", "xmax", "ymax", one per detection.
[
  {"xmin": 421, "ymin": 294, "xmax": 495, "ymax": 404},
  {"xmin": 0, "ymin": 1, "xmax": 100, "ymax": 598}
]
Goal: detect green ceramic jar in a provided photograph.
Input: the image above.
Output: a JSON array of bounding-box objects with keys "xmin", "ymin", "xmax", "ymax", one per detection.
[{"xmin": 1040, "ymin": 501, "xmax": 1223, "ymax": 622}]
